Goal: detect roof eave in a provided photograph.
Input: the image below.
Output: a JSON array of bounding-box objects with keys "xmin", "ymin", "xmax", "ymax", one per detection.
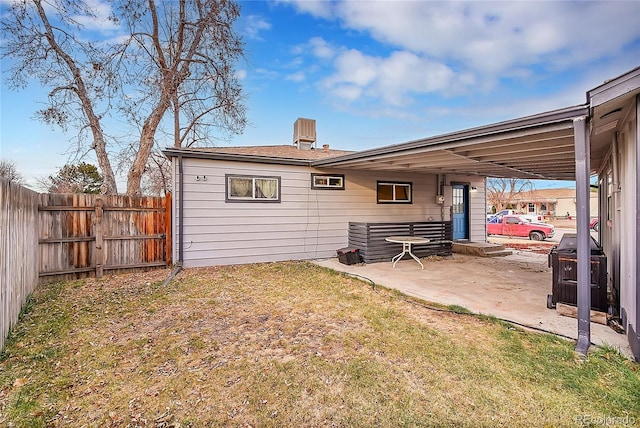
[
  {"xmin": 312, "ymin": 104, "xmax": 589, "ymax": 167},
  {"xmin": 588, "ymin": 66, "xmax": 640, "ymax": 108},
  {"xmin": 162, "ymin": 147, "xmax": 313, "ymax": 166}
]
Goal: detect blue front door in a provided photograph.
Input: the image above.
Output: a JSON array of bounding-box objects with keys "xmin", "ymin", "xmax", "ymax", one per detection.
[{"xmin": 452, "ymin": 184, "xmax": 468, "ymax": 240}]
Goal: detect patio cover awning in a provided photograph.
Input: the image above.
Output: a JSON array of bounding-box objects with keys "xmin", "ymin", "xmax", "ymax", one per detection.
[{"xmin": 313, "ymin": 105, "xmax": 590, "ymax": 181}]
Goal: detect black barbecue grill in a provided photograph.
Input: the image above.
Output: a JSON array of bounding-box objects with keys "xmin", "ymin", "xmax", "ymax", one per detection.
[{"xmin": 547, "ymin": 233, "xmax": 608, "ymax": 312}]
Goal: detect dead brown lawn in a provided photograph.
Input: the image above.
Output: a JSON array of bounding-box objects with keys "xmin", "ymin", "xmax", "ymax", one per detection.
[{"xmin": 1, "ymin": 261, "xmax": 638, "ymax": 427}]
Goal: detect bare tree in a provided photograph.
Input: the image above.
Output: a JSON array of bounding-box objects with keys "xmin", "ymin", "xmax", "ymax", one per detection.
[
  {"xmin": 117, "ymin": 0, "xmax": 246, "ymax": 194},
  {"xmin": 141, "ymin": 150, "xmax": 172, "ymax": 196},
  {"xmin": 0, "ymin": 159, "xmax": 25, "ymax": 184},
  {"xmin": 2, "ymin": 0, "xmax": 120, "ymax": 193},
  {"xmin": 2, "ymin": 0, "xmax": 246, "ymax": 196},
  {"xmin": 486, "ymin": 178, "xmax": 534, "ymax": 213}
]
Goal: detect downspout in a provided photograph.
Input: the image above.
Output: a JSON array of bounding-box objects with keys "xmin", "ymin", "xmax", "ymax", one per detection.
[
  {"xmin": 441, "ymin": 174, "xmax": 447, "ymax": 222},
  {"xmin": 574, "ymin": 116, "xmax": 591, "ymax": 357},
  {"xmin": 484, "ymin": 177, "xmax": 488, "ymax": 240},
  {"xmin": 436, "ymin": 174, "xmax": 443, "ymax": 221},
  {"xmin": 178, "ymin": 154, "xmax": 184, "ymax": 266},
  {"xmin": 612, "ymin": 132, "xmax": 620, "ymax": 193},
  {"xmin": 634, "ymin": 94, "xmax": 640, "ymax": 362},
  {"xmin": 610, "ymin": 133, "xmax": 620, "ymax": 323},
  {"xmin": 162, "ymin": 154, "xmax": 183, "ymax": 286}
]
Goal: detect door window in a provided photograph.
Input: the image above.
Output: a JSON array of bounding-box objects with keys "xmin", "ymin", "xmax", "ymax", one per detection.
[{"xmin": 453, "ymin": 187, "xmax": 464, "ymax": 214}]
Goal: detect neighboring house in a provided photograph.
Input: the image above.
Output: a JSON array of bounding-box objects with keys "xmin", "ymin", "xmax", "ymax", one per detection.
[
  {"xmin": 491, "ymin": 188, "xmax": 599, "ymax": 218},
  {"xmin": 164, "ymin": 66, "xmax": 639, "ymax": 361}
]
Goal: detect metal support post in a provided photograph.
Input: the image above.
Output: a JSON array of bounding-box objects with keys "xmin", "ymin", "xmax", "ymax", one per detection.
[{"xmin": 574, "ymin": 116, "xmax": 591, "ymax": 357}]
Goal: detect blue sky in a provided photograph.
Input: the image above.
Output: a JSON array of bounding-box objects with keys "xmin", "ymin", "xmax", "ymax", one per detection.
[{"xmin": 1, "ymin": 0, "xmax": 640, "ymax": 191}]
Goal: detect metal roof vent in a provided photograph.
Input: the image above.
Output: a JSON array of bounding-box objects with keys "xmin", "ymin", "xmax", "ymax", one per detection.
[{"xmin": 293, "ymin": 118, "xmax": 316, "ymax": 150}]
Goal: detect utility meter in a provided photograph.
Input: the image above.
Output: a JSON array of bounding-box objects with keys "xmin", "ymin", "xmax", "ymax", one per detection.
[{"xmin": 436, "ymin": 194, "xmax": 445, "ymax": 204}]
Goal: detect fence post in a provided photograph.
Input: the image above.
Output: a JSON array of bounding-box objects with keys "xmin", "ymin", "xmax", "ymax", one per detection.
[
  {"xmin": 165, "ymin": 192, "xmax": 172, "ymax": 266},
  {"xmin": 95, "ymin": 198, "xmax": 104, "ymax": 278}
]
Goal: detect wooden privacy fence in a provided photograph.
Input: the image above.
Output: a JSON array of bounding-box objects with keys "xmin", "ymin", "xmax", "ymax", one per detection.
[
  {"xmin": 1, "ymin": 178, "xmax": 40, "ymax": 351},
  {"xmin": 39, "ymin": 193, "xmax": 172, "ymax": 283}
]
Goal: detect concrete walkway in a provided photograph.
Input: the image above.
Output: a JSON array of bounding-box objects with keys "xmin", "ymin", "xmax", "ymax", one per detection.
[{"xmin": 313, "ymin": 251, "xmax": 633, "ymax": 359}]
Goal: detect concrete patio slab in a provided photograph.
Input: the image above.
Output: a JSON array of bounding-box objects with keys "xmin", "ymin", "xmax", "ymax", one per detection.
[{"xmin": 313, "ymin": 251, "xmax": 632, "ymax": 359}]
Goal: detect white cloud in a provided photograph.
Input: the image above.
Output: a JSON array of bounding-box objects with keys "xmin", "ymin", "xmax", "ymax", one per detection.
[
  {"xmin": 327, "ymin": 83, "xmax": 362, "ymax": 103},
  {"xmin": 69, "ymin": 0, "xmax": 120, "ymax": 32},
  {"xmin": 291, "ymin": 1, "xmax": 639, "ymax": 76},
  {"xmin": 284, "ymin": 0, "xmax": 639, "ymax": 113},
  {"xmin": 291, "ymin": 37, "xmax": 335, "ymax": 64},
  {"xmin": 332, "ymin": 1, "xmax": 639, "ymax": 74},
  {"xmin": 241, "ymin": 14, "xmax": 271, "ymax": 40},
  {"xmin": 279, "ymin": 0, "xmax": 334, "ymax": 19},
  {"xmin": 321, "ymin": 49, "xmax": 475, "ymax": 107},
  {"xmin": 308, "ymin": 37, "xmax": 335, "ymax": 59},
  {"xmin": 285, "ymin": 56, "xmax": 305, "ymax": 68},
  {"xmin": 329, "ymin": 49, "xmax": 377, "ymax": 86},
  {"xmin": 253, "ymin": 68, "xmax": 279, "ymax": 79},
  {"xmin": 286, "ymin": 71, "xmax": 305, "ymax": 82}
]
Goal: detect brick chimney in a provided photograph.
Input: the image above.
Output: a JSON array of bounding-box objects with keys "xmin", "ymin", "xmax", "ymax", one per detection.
[{"xmin": 323, "ymin": 144, "xmax": 330, "ymax": 152}]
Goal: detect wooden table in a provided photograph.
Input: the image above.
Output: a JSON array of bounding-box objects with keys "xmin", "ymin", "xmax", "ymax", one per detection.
[{"xmin": 385, "ymin": 236, "xmax": 431, "ymax": 269}]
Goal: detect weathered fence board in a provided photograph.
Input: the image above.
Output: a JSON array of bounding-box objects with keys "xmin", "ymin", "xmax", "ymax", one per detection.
[
  {"xmin": 38, "ymin": 193, "xmax": 171, "ymax": 283},
  {"xmin": 1, "ymin": 178, "xmax": 40, "ymax": 351},
  {"xmin": 2, "ymin": 185, "xmax": 171, "ymax": 350}
]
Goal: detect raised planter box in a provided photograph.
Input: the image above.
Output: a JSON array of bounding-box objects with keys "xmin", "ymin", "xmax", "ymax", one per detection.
[{"xmin": 348, "ymin": 221, "xmax": 453, "ymax": 264}]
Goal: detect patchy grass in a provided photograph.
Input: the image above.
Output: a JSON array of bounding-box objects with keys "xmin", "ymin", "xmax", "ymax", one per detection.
[{"xmin": 1, "ymin": 261, "xmax": 638, "ymax": 427}]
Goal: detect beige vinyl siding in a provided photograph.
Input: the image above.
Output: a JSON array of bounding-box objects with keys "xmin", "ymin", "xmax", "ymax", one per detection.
[
  {"xmin": 173, "ymin": 158, "xmax": 485, "ymax": 267},
  {"xmin": 597, "ymin": 100, "xmax": 638, "ymax": 336},
  {"xmin": 617, "ymin": 111, "xmax": 637, "ymax": 333}
]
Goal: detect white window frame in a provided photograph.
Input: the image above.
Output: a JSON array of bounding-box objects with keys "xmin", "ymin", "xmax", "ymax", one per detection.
[
  {"xmin": 311, "ymin": 173, "xmax": 345, "ymax": 190},
  {"xmin": 226, "ymin": 174, "xmax": 281, "ymax": 203},
  {"xmin": 377, "ymin": 181, "xmax": 412, "ymax": 204}
]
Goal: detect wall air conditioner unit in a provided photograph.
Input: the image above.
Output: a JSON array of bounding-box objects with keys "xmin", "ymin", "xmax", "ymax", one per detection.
[{"xmin": 293, "ymin": 118, "xmax": 316, "ymax": 150}]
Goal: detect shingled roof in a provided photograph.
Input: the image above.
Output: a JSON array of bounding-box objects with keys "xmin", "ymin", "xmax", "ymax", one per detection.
[
  {"xmin": 504, "ymin": 188, "xmax": 581, "ymax": 203},
  {"xmin": 174, "ymin": 145, "xmax": 353, "ymax": 161}
]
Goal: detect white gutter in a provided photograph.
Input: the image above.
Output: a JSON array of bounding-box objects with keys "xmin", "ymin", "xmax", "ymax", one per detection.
[{"xmin": 612, "ymin": 132, "xmax": 621, "ymax": 193}]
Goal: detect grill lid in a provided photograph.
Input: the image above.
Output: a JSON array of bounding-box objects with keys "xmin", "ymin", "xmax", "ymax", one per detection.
[{"xmin": 556, "ymin": 233, "xmax": 602, "ymax": 254}]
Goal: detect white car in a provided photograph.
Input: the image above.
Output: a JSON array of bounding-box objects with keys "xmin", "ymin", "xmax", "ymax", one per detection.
[{"xmin": 487, "ymin": 209, "xmax": 544, "ymax": 224}]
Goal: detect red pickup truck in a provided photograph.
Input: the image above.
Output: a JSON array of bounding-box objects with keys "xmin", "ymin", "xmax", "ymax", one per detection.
[{"xmin": 487, "ymin": 215, "xmax": 555, "ymax": 241}]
